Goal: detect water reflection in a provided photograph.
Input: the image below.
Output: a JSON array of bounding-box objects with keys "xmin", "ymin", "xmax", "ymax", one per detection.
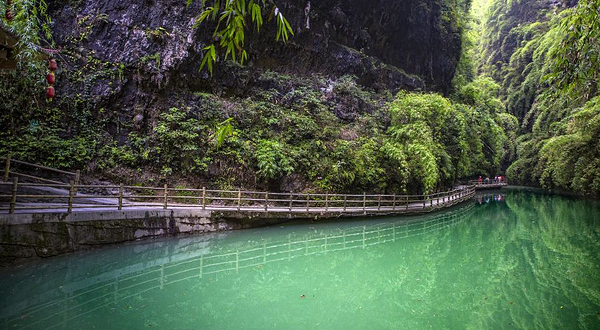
[
  {"xmin": 0, "ymin": 190, "xmax": 598, "ymax": 330},
  {"xmin": 0, "ymin": 205, "xmax": 475, "ymax": 330},
  {"xmin": 476, "ymin": 192, "xmax": 505, "ymax": 204}
]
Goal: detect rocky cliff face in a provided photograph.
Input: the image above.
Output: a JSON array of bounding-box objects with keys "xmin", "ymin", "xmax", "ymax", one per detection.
[
  {"xmin": 48, "ymin": 0, "xmax": 463, "ymax": 116},
  {"xmin": 0, "ymin": 0, "xmax": 467, "ymax": 191}
]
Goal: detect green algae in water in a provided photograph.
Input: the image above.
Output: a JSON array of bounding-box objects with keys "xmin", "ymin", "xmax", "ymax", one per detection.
[{"xmin": 0, "ymin": 190, "xmax": 598, "ymax": 329}]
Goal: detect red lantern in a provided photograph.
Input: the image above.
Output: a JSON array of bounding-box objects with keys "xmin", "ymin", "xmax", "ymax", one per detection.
[
  {"xmin": 46, "ymin": 72, "xmax": 55, "ymax": 84},
  {"xmin": 48, "ymin": 59, "xmax": 57, "ymax": 71},
  {"xmin": 5, "ymin": 0, "xmax": 13, "ymax": 21},
  {"xmin": 46, "ymin": 86, "xmax": 55, "ymax": 101}
]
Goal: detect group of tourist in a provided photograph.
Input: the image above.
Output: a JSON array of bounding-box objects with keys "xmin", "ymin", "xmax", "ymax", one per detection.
[{"xmin": 477, "ymin": 175, "xmax": 505, "ymax": 184}]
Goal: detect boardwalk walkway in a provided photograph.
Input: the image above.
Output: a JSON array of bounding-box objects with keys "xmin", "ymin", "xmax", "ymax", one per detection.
[
  {"xmin": 0, "ymin": 157, "xmax": 499, "ymax": 217},
  {"xmin": 0, "ymin": 181, "xmax": 476, "ymax": 216}
]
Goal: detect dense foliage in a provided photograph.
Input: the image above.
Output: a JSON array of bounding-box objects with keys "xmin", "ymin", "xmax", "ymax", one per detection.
[
  {"xmin": 2, "ymin": 0, "xmax": 597, "ymax": 197},
  {"xmin": 1, "ymin": 64, "xmax": 513, "ymax": 194},
  {"xmin": 477, "ymin": 0, "xmax": 599, "ymax": 196}
]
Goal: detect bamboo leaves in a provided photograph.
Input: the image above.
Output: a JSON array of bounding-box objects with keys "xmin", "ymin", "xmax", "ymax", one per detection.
[
  {"xmin": 200, "ymin": 44, "xmax": 216, "ymax": 74},
  {"xmin": 212, "ymin": 117, "xmax": 235, "ymax": 148},
  {"xmin": 192, "ymin": 0, "xmax": 294, "ymax": 74},
  {"xmin": 274, "ymin": 7, "xmax": 293, "ymax": 42},
  {"xmin": 250, "ymin": 1, "xmax": 263, "ymax": 31}
]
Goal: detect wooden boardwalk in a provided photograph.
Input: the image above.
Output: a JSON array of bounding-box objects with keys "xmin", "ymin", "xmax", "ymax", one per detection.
[
  {"xmin": 0, "ymin": 156, "xmax": 483, "ymax": 217},
  {"xmin": 469, "ymin": 179, "xmax": 508, "ymax": 190},
  {"xmin": 0, "ymin": 181, "xmax": 476, "ymax": 216}
]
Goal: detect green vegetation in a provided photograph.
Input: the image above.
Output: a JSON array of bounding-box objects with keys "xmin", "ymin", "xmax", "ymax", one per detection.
[
  {"xmin": 0, "ymin": 65, "xmax": 513, "ymax": 194},
  {"xmin": 1, "ymin": 0, "xmax": 597, "ymax": 197},
  {"xmin": 191, "ymin": 0, "xmax": 294, "ymax": 74},
  {"xmin": 475, "ymin": 0, "xmax": 599, "ymax": 196},
  {"xmin": 1, "ymin": 0, "xmax": 53, "ymax": 71}
]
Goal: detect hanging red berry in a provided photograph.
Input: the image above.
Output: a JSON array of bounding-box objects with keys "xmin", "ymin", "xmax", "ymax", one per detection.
[
  {"xmin": 46, "ymin": 86, "xmax": 55, "ymax": 101},
  {"xmin": 46, "ymin": 72, "xmax": 56, "ymax": 84},
  {"xmin": 48, "ymin": 59, "xmax": 57, "ymax": 71}
]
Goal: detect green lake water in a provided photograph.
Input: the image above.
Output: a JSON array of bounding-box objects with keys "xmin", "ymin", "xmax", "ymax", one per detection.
[{"xmin": 1, "ymin": 189, "xmax": 599, "ymax": 329}]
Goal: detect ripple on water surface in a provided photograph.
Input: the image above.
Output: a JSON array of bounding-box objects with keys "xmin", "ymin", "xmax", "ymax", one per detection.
[{"xmin": 0, "ymin": 190, "xmax": 599, "ymax": 329}]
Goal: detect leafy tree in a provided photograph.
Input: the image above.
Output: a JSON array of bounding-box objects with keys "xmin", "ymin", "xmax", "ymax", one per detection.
[
  {"xmin": 389, "ymin": 93, "xmax": 462, "ymax": 193},
  {"xmin": 1, "ymin": 0, "xmax": 53, "ymax": 71},
  {"xmin": 547, "ymin": 0, "xmax": 599, "ymax": 100},
  {"xmin": 535, "ymin": 97, "xmax": 600, "ymax": 195}
]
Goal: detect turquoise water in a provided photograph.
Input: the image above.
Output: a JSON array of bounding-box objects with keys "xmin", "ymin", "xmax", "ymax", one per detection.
[{"xmin": 1, "ymin": 189, "xmax": 599, "ymax": 329}]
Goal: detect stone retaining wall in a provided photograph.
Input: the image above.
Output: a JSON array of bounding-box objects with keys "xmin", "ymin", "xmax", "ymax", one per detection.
[{"xmin": 0, "ymin": 209, "xmax": 217, "ymax": 265}]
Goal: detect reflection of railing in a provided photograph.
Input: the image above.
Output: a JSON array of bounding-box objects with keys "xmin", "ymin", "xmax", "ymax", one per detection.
[
  {"xmin": 1, "ymin": 205, "xmax": 474, "ymax": 330},
  {"xmin": 0, "ymin": 180, "xmax": 476, "ymax": 215}
]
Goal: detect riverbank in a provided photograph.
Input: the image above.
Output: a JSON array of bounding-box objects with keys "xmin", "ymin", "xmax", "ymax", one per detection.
[{"xmin": 0, "ymin": 187, "xmax": 475, "ymax": 266}]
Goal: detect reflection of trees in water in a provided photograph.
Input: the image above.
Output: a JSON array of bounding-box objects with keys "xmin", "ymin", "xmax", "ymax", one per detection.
[
  {"xmin": 2, "ymin": 193, "xmax": 597, "ymax": 330},
  {"xmin": 371, "ymin": 191, "xmax": 599, "ymax": 330},
  {"xmin": 0, "ymin": 205, "xmax": 475, "ymax": 330},
  {"xmin": 475, "ymin": 191, "xmax": 600, "ymax": 329}
]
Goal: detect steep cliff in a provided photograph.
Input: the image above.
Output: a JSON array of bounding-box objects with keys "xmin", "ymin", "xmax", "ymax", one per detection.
[
  {"xmin": 1, "ymin": 0, "xmax": 475, "ymax": 193},
  {"xmin": 47, "ymin": 0, "xmax": 463, "ymax": 111}
]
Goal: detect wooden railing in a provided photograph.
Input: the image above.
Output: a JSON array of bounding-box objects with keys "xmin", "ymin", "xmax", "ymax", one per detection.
[
  {"xmin": 0, "ymin": 179, "xmax": 476, "ymax": 215},
  {"xmin": 468, "ymin": 179, "xmax": 508, "ymax": 186},
  {"xmin": 1, "ymin": 155, "xmax": 80, "ymax": 185}
]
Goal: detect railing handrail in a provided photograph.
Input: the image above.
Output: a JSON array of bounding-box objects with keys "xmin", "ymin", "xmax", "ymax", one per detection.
[
  {"xmin": 468, "ymin": 179, "xmax": 508, "ymax": 185},
  {"xmin": 0, "ymin": 178, "xmax": 477, "ymax": 215},
  {"xmin": 1, "ymin": 155, "xmax": 80, "ymax": 185}
]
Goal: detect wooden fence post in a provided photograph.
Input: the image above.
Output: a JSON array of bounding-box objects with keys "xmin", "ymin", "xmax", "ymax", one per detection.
[
  {"xmin": 237, "ymin": 189, "xmax": 241, "ymax": 211},
  {"xmin": 118, "ymin": 183, "xmax": 123, "ymax": 211},
  {"xmin": 377, "ymin": 195, "xmax": 381, "ymax": 211},
  {"xmin": 306, "ymin": 193, "xmax": 310, "ymax": 212},
  {"xmin": 264, "ymin": 192, "xmax": 268, "ymax": 211},
  {"xmin": 9, "ymin": 177, "xmax": 17, "ymax": 214},
  {"xmin": 363, "ymin": 192, "xmax": 366, "ymax": 212},
  {"xmin": 289, "ymin": 193, "xmax": 293, "ymax": 212},
  {"xmin": 163, "ymin": 184, "xmax": 168, "ymax": 209},
  {"xmin": 325, "ymin": 192, "xmax": 329, "ymax": 212},
  {"xmin": 392, "ymin": 194, "xmax": 396, "ymax": 211},
  {"xmin": 423, "ymin": 196, "xmax": 426, "ymax": 209},
  {"xmin": 343, "ymin": 195, "xmax": 347, "ymax": 212},
  {"xmin": 68, "ymin": 180, "xmax": 75, "ymax": 213},
  {"xmin": 3, "ymin": 155, "xmax": 10, "ymax": 182},
  {"xmin": 202, "ymin": 187, "xmax": 206, "ymax": 210},
  {"xmin": 406, "ymin": 196, "xmax": 409, "ymax": 210},
  {"xmin": 74, "ymin": 170, "xmax": 81, "ymax": 194}
]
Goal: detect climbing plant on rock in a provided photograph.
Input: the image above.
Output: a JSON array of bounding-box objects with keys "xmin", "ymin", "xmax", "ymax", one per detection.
[{"xmin": 189, "ymin": 0, "xmax": 294, "ymax": 74}]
